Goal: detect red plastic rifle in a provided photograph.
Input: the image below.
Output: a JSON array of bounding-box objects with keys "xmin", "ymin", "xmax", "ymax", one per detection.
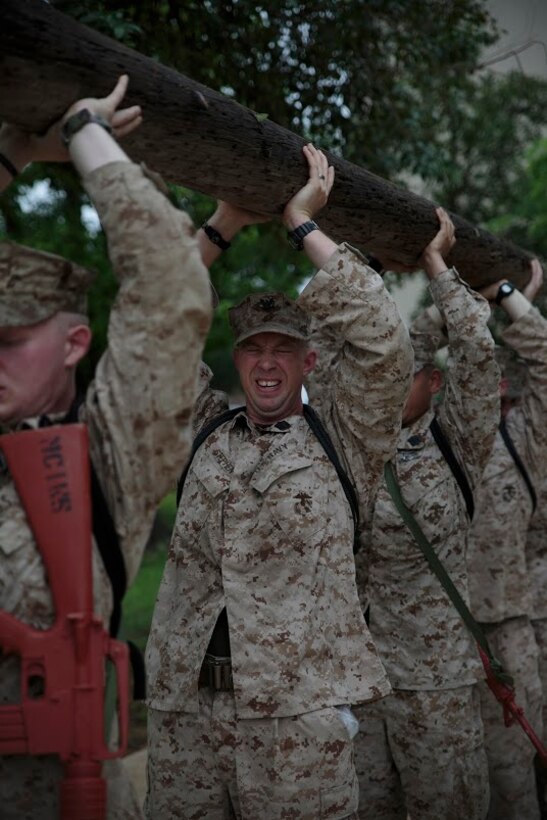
[
  {"xmin": 478, "ymin": 645, "xmax": 547, "ymax": 768},
  {"xmin": 0, "ymin": 424, "xmax": 129, "ymax": 820}
]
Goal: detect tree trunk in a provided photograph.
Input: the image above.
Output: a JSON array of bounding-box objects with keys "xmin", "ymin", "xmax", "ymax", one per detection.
[{"xmin": 0, "ymin": 0, "xmax": 535, "ymax": 287}]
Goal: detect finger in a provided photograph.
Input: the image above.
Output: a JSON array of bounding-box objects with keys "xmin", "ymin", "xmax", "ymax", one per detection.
[
  {"xmin": 112, "ymin": 105, "xmax": 142, "ymax": 127},
  {"xmin": 327, "ymin": 165, "xmax": 335, "ymax": 192},
  {"xmin": 437, "ymin": 208, "xmax": 450, "ymax": 230},
  {"xmin": 305, "ymin": 144, "xmax": 326, "ymax": 186},
  {"xmin": 302, "ymin": 143, "xmax": 316, "ymax": 175},
  {"xmin": 445, "ymin": 219, "xmax": 455, "ymax": 243},
  {"xmin": 531, "ymin": 258, "xmax": 543, "ymax": 282},
  {"xmin": 439, "ymin": 210, "xmax": 455, "ymax": 242},
  {"xmin": 106, "ymin": 74, "xmax": 129, "ymax": 110},
  {"xmin": 114, "ymin": 116, "xmax": 143, "ymax": 138},
  {"xmin": 318, "ymin": 151, "xmax": 329, "ymax": 181},
  {"xmin": 305, "ymin": 142, "xmax": 319, "ymax": 160}
]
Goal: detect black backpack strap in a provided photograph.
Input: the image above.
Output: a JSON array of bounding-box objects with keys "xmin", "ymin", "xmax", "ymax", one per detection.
[
  {"xmin": 429, "ymin": 417, "xmax": 474, "ymax": 520},
  {"xmin": 62, "ymin": 397, "xmax": 145, "ymax": 699},
  {"xmin": 176, "ymin": 406, "xmax": 244, "ymax": 504},
  {"xmin": 499, "ymin": 417, "xmax": 537, "ymax": 514},
  {"xmin": 62, "ymin": 397, "xmax": 127, "ymax": 637},
  {"xmin": 88, "ymin": 466, "xmax": 127, "ymax": 638},
  {"xmin": 303, "ymin": 405, "xmax": 360, "ymax": 552}
]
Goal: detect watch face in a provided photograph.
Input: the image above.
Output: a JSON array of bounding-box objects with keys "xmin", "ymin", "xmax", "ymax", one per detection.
[{"xmin": 496, "ymin": 282, "xmax": 515, "ymax": 304}]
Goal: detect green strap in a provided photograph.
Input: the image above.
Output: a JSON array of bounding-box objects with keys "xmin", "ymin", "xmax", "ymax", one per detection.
[{"xmin": 383, "ymin": 461, "xmax": 513, "ymax": 687}]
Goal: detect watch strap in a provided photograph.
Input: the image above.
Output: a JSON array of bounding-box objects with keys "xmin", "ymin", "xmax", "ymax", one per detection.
[
  {"xmin": 495, "ymin": 281, "xmax": 516, "ymax": 305},
  {"xmin": 202, "ymin": 223, "xmax": 231, "ymax": 251},
  {"xmin": 0, "ymin": 152, "xmax": 18, "ymax": 179},
  {"xmin": 61, "ymin": 109, "xmax": 113, "ymax": 147},
  {"xmin": 287, "ymin": 220, "xmax": 319, "ymax": 251}
]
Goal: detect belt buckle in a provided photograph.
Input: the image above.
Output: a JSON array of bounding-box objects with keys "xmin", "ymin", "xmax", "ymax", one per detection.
[{"xmin": 204, "ymin": 653, "xmax": 233, "ymax": 691}]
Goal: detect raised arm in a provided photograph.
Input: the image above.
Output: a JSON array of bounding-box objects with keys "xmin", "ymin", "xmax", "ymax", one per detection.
[
  {"xmin": 58, "ymin": 77, "xmax": 213, "ymax": 583},
  {"xmin": 412, "ymin": 208, "xmax": 500, "ymax": 485},
  {"xmin": 293, "ymin": 146, "xmax": 413, "ymax": 503},
  {"xmin": 480, "ymin": 260, "xmax": 547, "ymax": 480},
  {"xmin": 197, "ymin": 200, "xmax": 270, "ymax": 268}
]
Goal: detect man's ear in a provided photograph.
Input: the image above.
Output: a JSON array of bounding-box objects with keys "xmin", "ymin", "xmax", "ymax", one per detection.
[
  {"xmin": 429, "ymin": 368, "xmax": 443, "ymax": 395},
  {"xmin": 303, "ymin": 348, "xmax": 317, "ymax": 376},
  {"xmin": 64, "ymin": 324, "xmax": 92, "ymax": 368}
]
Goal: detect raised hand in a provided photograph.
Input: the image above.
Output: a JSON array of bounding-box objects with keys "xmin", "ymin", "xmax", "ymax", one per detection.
[
  {"xmin": 0, "ymin": 75, "xmax": 142, "ymax": 173},
  {"xmin": 419, "ymin": 207, "xmax": 456, "ymax": 279},
  {"xmin": 283, "ymin": 143, "xmax": 335, "ymax": 230}
]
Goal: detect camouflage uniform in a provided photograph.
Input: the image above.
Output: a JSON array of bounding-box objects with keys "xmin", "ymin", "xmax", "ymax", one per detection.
[
  {"xmin": 467, "ymin": 296, "xmax": 547, "ymax": 820},
  {"xmin": 527, "ymin": 479, "xmax": 547, "ymax": 820},
  {"xmin": 350, "ymin": 269, "xmax": 499, "ymax": 820},
  {"xmin": 0, "ymin": 161, "xmax": 212, "ymax": 819},
  {"xmin": 145, "ymin": 244, "xmax": 413, "ymax": 819},
  {"xmin": 526, "ymin": 476, "xmax": 547, "ymax": 742}
]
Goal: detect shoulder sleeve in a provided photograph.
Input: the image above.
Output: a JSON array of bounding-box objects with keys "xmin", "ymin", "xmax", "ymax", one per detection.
[
  {"xmin": 502, "ymin": 305, "xmax": 547, "ymax": 481},
  {"xmin": 82, "ymin": 161, "xmax": 212, "ymax": 583},
  {"xmin": 191, "ymin": 362, "xmax": 230, "ymax": 437},
  {"xmin": 428, "ymin": 268, "xmax": 500, "ymax": 487},
  {"xmin": 299, "ymin": 242, "xmax": 413, "ymax": 505}
]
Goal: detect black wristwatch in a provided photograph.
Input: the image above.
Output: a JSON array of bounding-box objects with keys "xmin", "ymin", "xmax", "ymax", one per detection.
[
  {"xmin": 202, "ymin": 223, "xmax": 231, "ymax": 251},
  {"xmin": 61, "ymin": 109, "xmax": 113, "ymax": 147},
  {"xmin": 287, "ymin": 220, "xmax": 318, "ymax": 251},
  {"xmin": 495, "ymin": 281, "xmax": 516, "ymax": 305}
]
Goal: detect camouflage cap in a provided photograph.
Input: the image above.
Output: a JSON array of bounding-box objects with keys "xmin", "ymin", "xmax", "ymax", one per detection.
[
  {"xmin": 410, "ymin": 329, "xmax": 442, "ymax": 373},
  {"xmin": 229, "ymin": 292, "xmax": 310, "ymax": 346},
  {"xmin": 0, "ymin": 241, "xmax": 96, "ymax": 327}
]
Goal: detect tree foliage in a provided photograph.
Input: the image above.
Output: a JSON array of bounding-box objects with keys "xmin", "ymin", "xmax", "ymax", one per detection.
[
  {"xmin": 428, "ymin": 72, "xmax": 547, "ymax": 227},
  {"xmin": 3, "ymin": 0, "xmax": 547, "ymax": 390},
  {"xmin": 55, "ymin": 0, "xmax": 498, "ymax": 178}
]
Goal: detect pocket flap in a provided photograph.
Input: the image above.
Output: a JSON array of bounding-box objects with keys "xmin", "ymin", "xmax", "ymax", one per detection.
[
  {"xmin": 251, "ymin": 453, "xmax": 314, "ymax": 495},
  {"xmin": 191, "ymin": 452, "xmax": 232, "ymax": 498}
]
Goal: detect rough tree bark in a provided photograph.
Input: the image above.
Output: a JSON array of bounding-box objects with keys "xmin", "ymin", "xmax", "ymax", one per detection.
[{"xmin": 0, "ymin": 0, "xmax": 537, "ymax": 287}]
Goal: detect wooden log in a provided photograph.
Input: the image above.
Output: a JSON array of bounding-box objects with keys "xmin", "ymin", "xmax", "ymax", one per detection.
[{"xmin": 0, "ymin": 0, "xmax": 536, "ymax": 287}]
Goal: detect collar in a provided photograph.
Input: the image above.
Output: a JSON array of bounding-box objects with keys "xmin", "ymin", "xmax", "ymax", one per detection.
[
  {"xmin": 0, "ymin": 410, "xmax": 69, "ymax": 436},
  {"xmin": 397, "ymin": 407, "xmax": 435, "ymax": 451},
  {"xmin": 227, "ymin": 409, "xmax": 303, "ymax": 435}
]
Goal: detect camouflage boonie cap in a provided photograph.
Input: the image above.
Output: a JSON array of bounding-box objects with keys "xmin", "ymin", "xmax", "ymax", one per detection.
[
  {"xmin": 410, "ymin": 329, "xmax": 441, "ymax": 373},
  {"xmin": 229, "ymin": 292, "xmax": 310, "ymax": 346},
  {"xmin": 0, "ymin": 241, "xmax": 96, "ymax": 327}
]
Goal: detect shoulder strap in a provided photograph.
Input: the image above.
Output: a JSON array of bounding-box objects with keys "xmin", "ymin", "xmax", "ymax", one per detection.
[
  {"xmin": 499, "ymin": 417, "xmax": 537, "ymax": 514},
  {"xmin": 176, "ymin": 404, "xmax": 360, "ymax": 551},
  {"xmin": 429, "ymin": 417, "xmax": 474, "ymax": 520},
  {"xmin": 62, "ymin": 397, "xmax": 127, "ymax": 638},
  {"xmin": 383, "ymin": 461, "xmax": 512, "ymax": 685},
  {"xmin": 302, "ymin": 405, "xmax": 360, "ymax": 551},
  {"xmin": 384, "ymin": 460, "xmax": 547, "ymax": 763},
  {"xmin": 176, "ymin": 406, "xmax": 244, "ymax": 505}
]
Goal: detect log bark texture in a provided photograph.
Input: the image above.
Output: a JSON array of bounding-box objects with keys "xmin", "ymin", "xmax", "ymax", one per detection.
[{"xmin": 0, "ymin": 0, "xmax": 536, "ymax": 287}]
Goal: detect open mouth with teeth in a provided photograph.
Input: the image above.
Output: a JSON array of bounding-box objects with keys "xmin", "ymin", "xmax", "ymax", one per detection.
[{"xmin": 256, "ymin": 379, "xmax": 282, "ymax": 391}]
